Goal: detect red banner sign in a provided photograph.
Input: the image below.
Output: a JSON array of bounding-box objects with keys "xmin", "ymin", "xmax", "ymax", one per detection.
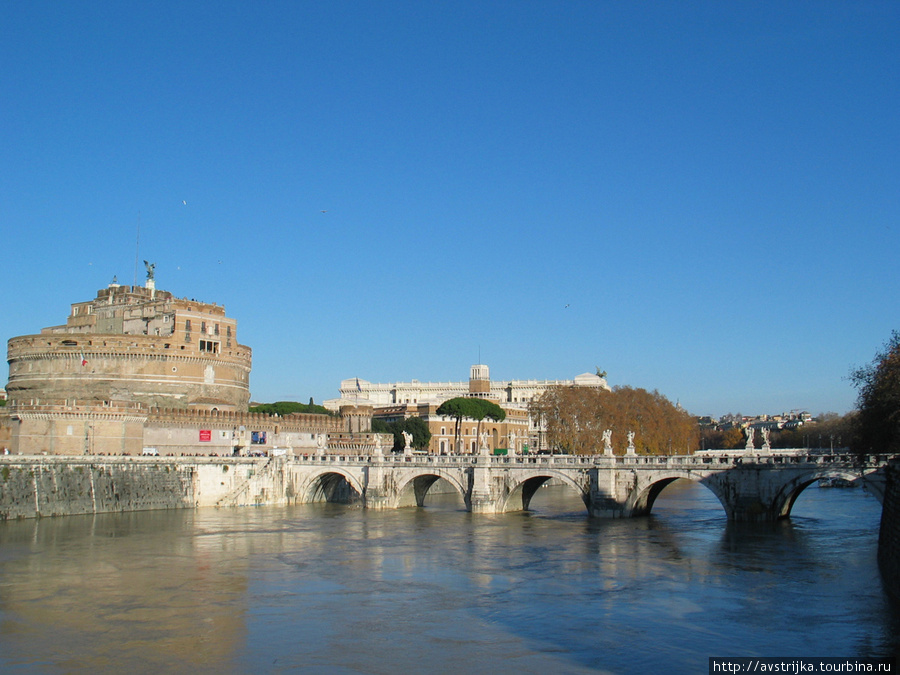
[{"xmin": 199, "ymin": 429, "xmax": 212, "ymax": 442}]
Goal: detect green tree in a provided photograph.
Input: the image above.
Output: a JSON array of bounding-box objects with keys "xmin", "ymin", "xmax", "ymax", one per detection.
[
  {"xmin": 249, "ymin": 401, "xmax": 334, "ymax": 416},
  {"xmin": 851, "ymin": 330, "xmax": 900, "ymax": 455},
  {"xmin": 436, "ymin": 397, "xmax": 478, "ymax": 452},
  {"xmin": 469, "ymin": 398, "xmax": 506, "ymax": 448},
  {"xmin": 435, "ymin": 397, "xmax": 506, "ymax": 453},
  {"xmin": 399, "ymin": 416, "xmax": 432, "ymax": 451},
  {"xmin": 372, "ymin": 416, "xmax": 433, "ymax": 452}
]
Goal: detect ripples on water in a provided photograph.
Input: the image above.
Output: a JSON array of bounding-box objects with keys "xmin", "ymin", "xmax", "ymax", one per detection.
[{"xmin": 0, "ymin": 480, "xmax": 897, "ymax": 673}]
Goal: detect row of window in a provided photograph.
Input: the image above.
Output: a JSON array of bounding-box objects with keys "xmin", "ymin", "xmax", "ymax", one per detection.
[{"xmin": 184, "ymin": 320, "xmax": 230, "ymax": 336}]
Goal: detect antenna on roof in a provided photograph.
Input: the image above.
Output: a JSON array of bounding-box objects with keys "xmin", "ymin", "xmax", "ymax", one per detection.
[{"xmin": 133, "ymin": 212, "xmax": 141, "ymax": 287}]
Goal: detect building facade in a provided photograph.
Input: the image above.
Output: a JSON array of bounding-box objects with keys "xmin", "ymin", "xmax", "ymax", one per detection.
[
  {"xmin": 333, "ymin": 365, "xmax": 610, "ymax": 454},
  {"xmin": 374, "ymin": 402, "xmax": 531, "ymax": 455},
  {"xmin": 329, "ymin": 365, "xmax": 610, "ymax": 410}
]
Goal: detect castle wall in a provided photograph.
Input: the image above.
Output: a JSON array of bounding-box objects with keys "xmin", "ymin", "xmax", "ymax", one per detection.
[
  {"xmin": 143, "ymin": 408, "xmax": 345, "ymax": 457},
  {"xmin": 7, "ymin": 334, "xmax": 251, "ymax": 411},
  {"xmin": 7, "ymin": 401, "xmax": 147, "ymax": 456}
]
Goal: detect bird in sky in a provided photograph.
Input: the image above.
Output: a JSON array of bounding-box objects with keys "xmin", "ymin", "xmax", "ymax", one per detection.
[
  {"xmin": 320, "ymin": 210, "xmax": 328, "ymax": 213},
  {"xmin": 565, "ymin": 304, "xmax": 570, "ymax": 308},
  {"xmin": 182, "ymin": 200, "xmax": 187, "ymax": 205}
]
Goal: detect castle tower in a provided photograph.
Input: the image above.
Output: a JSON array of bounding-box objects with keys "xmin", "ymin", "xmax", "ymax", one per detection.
[
  {"xmin": 6, "ymin": 280, "xmax": 252, "ymax": 412},
  {"xmin": 468, "ymin": 364, "xmax": 491, "ymax": 398}
]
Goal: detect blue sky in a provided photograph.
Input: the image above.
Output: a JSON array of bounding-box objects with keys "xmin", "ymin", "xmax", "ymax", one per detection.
[{"xmin": 2, "ymin": 1, "xmax": 897, "ymax": 417}]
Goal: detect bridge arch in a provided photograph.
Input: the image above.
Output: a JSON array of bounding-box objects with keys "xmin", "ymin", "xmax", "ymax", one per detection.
[
  {"xmin": 294, "ymin": 468, "xmax": 365, "ymax": 504},
  {"xmin": 626, "ymin": 471, "xmax": 731, "ymax": 518},
  {"xmin": 392, "ymin": 469, "xmax": 469, "ymax": 509},
  {"xmin": 499, "ymin": 470, "xmax": 590, "ymax": 513},
  {"xmin": 772, "ymin": 467, "xmax": 882, "ymax": 519}
]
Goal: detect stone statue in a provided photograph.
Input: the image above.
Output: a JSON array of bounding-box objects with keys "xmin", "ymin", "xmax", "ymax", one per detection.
[
  {"xmin": 744, "ymin": 427, "xmax": 755, "ymax": 451},
  {"xmin": 626, "ymin": 431, "xmax": 636, "ymax": 455},
  {"xmin": 602, "ymin": 429, "xmax": 613, "ymax": 456},
  {"xmin": 507, "ymin": 431, "xmax": 516, "ymax": 455},
  {"xmin": 315, "ymin": 433, "xmax": 326, "ymax": 456},
  {"xmin": 761, "ymin": 427, "xmax": 771, "ymax": 452},
  {"xmin": 480, "ymin": 430, "xmax": 489, "ymax": 451},
  {"xmin": 143, "ymin": 260, "xmax": 156, "ymax": 281},
  {"xmin": 402, "ymin": 430, "xmax": 413, "ymax": 449}
]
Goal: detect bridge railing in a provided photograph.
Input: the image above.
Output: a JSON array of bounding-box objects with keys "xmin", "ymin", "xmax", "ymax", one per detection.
[{"xmin": 288, "ymin": 451, "xmax": 896, "ymax": 469}]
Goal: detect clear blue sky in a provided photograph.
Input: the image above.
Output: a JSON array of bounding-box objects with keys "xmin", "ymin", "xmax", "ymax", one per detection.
[{"xmin": 2, "ymin": 1, "xmax": 897, "ymax": 418}]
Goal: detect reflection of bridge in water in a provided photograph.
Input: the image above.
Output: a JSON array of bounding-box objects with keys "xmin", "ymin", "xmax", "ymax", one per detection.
[{"xmin": 233, "ymin": 450, "xmax": 897, "ymax": 523}]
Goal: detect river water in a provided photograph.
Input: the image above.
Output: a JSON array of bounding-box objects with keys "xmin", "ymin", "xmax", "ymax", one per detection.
[{"xmin": 0, "ymin": 480, "xmax": 897, "ymax": 674}]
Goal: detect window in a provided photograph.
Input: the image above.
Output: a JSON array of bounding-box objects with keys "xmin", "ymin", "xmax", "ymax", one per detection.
[
  {"xmin": 200, "ymin": 340, "xmax": 220, "ymax": 354},
  {"xmin": 185, "ymin": 319, "xmax": 192, "ymax": 331},
  {"xmin": 201, "ymin": 321, "xmax": 207, "ymax": 334}
]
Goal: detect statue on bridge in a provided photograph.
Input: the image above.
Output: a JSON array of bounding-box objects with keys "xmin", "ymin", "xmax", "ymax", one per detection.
[
  {"xmin": 479, "ymin": 430, "xmax": 490, "ymax": 455},
  {"xmin": 745, "ymin": 428, "xmax": 756, "ymax": 451},
  {"xmin": 626, "ymin": 431, "xmax": 636, "ymax": 455},
  {"xmin": 761, "ymin": 428, "xmax": 771, "ymax": 453},
  {"xmin": 602, "ymin": 429, "xmax": 613, "ymax": 456},
  {"xmin": 402, "ymin": 430, "xmax": 413, "ymax": 455}
]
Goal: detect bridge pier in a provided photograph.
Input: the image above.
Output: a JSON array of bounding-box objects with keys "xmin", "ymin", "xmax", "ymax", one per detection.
[
  {"xmin": 361, "ymin": 460, "xmax": 399, "ymax": 510},
  {"xmin": 469, "ymin": 459, "xmax": 503, "ymax": 513},
  {"xmin": 587, "ymin": 460, "xmax": 634, "ymax": 518}
]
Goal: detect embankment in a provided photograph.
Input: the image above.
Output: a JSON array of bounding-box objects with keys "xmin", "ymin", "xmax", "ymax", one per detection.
[
  {"xmin": 0, "ymin": 456, "xmax": 275, "ymax": 519},
  {"xmin": 878, "ymin": 458, "xmax": 900, "ymax": 603}
]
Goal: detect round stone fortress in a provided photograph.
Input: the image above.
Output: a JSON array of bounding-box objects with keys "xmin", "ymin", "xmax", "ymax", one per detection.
[{"xmin": 6, "ymin": 279, "xmax": 252, "ymax": 412}]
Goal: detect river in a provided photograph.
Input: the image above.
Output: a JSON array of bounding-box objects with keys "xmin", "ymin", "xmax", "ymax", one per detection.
[{"xmin": 0, "ymin": 480, "xmax": 897, "ymax": 673}]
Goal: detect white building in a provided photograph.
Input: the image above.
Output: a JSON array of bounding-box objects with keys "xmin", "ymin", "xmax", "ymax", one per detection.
[{"xmin": 325, "ymin": 365, "xmax": 610, "ymax": 411}]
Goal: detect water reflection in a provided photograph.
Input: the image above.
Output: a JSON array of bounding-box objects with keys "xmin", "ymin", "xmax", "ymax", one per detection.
[{"xmin": 0, "ymin": 481, "xmax": 896, "ymax": 673}]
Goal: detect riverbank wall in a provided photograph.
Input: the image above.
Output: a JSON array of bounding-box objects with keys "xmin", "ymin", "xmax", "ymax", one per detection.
[
  {"xmin": 878, "ymin": 458, "xmax": 900, "ymax": 603},
  {"xmin": 0, "ymin": 456, "xmax": 273, "ymax": 520}
]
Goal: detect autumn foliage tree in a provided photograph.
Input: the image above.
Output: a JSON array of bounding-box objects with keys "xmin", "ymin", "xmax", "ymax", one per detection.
[
  {"xmin": 529, "ymin": 385, "xmax": 699, "ymax": 455},
  {"xmin": 851, "ymin": 330, "xmax": 900, "ymax": 455}
]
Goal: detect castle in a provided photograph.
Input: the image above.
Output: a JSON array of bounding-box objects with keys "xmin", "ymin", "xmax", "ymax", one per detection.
[
  {"xmin": 2, "ymin": 273, "xmax": 360, "ymax": 456},
  {"xmin": 7, "ymin": 276, "xmax": 251, "ymax": 411}
]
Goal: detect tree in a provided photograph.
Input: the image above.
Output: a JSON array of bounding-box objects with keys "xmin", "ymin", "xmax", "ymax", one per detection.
[
  {"xmin": 529, "ymin": 385, "xmax": 698, "ymax": 455},
  {"xmin": 399, "ymin": 416, "xmax": 432, "ymax": 451},
  {"xmin": 851, "ymin": 330, "xmax": 900, "ymax": 455},
  {"xmin": 720, "ymin": 427, "xmax": 744, "ymax": 449},
  {"xmin": 435, "ymin": 397, "xmax": 506, "ymax": 453},
  {"xmin": 436, "ymin": 397, "xmax": 478, "ymax": 452},
  {"xmin": 249, "ymin": 401, "xmax": 334, "ymax": 416},
  {"xmin": 468, "ymin": 398, "xmax": 506, "ymax": 448},
  {"xmin": 371, "ymin": 416, "xmax": 432, "ymax": 452}
]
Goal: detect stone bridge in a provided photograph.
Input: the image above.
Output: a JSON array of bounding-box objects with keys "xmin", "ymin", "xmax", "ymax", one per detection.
[{"xmin": 234, "ymin": 449, "xmax": 898, "ymax": 523}]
